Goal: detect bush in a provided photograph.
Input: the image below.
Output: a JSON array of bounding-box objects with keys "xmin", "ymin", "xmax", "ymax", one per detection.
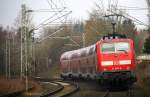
[{"xmin": 144, "ymin": 36, "xmax": 150, "ymax": 54}]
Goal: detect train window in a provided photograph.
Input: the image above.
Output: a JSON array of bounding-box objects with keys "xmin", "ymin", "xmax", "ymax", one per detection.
[
  {"xmin": 101, "ymin": 42, "xmax": 130, "ymax": 53},
  {"xmin": 101, "ymin": 43, "xmax": 115, "ymax": 53},
  {"xmin": 115, "ymin": 42, "xmax": 129, "ymax": 52}
]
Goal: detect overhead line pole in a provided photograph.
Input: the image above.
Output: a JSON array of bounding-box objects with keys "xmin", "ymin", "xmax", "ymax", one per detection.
[
  {"xmin": 8, "ymin": 33, "xmax": 11, "ymax": 79},
  {"xmin": 5, "ymin": 34, "xmax": 8, "ymax": 78}
]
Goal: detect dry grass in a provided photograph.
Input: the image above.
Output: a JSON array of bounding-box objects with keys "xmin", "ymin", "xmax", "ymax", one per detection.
[
  {"xmin": 21, "ymin": 79, "xmax": 61, "ymax": 97},
  {"xmin": 0, "ymin": 77, "xmax": 44, "ymax": 97},
  {"xmin": 37, "ymin": 64, "xmax": 60, "ymax": 78},
  {"xmin": 136, "ymin": 61, "xmax": 150, "ymax": 96},
  {"xmin": 21, "ymin": 80, "xmax": 43, "ymax": 97},
  {"xmin": 0, "ymin": 77, "xmax": 24, "ymax": 96}
]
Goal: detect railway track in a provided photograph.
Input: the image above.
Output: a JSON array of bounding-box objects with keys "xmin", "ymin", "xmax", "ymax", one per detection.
[
  {"xmin": 39, "ymin": 81, "xmax": 64, "ymax": 97},
  {"xmin": 35, "ymin": 77, "xmax": 79, "ymax": 97},
  {"xmin": 101, "ymin": 88, "xmax": 133, "ymax": 97},
  {"xmin": 1, "ymin": 77, "xmax": 135, "ymax": 97},
  {"xmin": 102, "ymin": 91, "xmax": 109, "ymax": 97},
  {"xmin": 50, "ymin": 81, "xmax": 79, "ymax": 97},
  {"xmin": 126, "ymin": 88, "xmax": 132, "ymax": 97}
]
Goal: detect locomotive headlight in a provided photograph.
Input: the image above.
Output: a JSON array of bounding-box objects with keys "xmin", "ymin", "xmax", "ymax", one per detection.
[
  {"xmin": 104, "ymin": 68, "xmax": 107, "ymax": 71},
  {"xmin": 101, "ymin": 61, "xmax": 113, "ymax": 66},
  {"xmin": 119, "ymin": 60, "xmax": 131, "ymax": 65}
]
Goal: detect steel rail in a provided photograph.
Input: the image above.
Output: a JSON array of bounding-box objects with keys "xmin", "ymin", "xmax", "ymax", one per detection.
[
  {"xmin": 60, "ymin": 81, "xmax": 79, "ymax": 97},
  {"xmin": 127, "ymin": 88, "xmax": 132, "ymax": 97},
  {"xmin": 34, "ymin": 77, "xmax": 79, "ymax": 97},
  {"xmin": 102, "ymin": 91, "xmax": 110, "ymax": 97},
  {"xmin": 39, "ymin": 82, "xmax": 64, "ymax": 97}
]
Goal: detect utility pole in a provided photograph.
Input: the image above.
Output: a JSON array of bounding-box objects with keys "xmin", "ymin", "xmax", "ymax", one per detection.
[
  {"xmin": 21, "ymin": 4, "xmax": 34, "ymax": 91},
  {"xmin": 5, "ymin": 35, "xmax": 8, "ymax": 78},
  {"xmin": 21, "ymin": 4, "xmax": 27, "ymax": 90},
  {"xmin": 21, "ymin": 4, "xmax": 25, "ymax": 79},
  {"xmin": 8, "ymin": 33, "xmax": 11, "ymax": 79}
]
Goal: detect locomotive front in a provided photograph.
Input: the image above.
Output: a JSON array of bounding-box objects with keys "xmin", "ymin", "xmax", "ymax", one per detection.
[{"xmin": 96, "ymin": 38, "xmax": 137, "ymax": 86}]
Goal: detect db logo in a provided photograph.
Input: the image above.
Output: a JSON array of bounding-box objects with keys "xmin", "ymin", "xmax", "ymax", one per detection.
[{"xmin": 113, "ymin": 61, "xmax": 118, "ymax": 65}]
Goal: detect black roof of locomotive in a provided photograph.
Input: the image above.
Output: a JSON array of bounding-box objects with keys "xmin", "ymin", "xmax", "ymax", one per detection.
[{"xmin": 101, "ymin": 34, "xmax": 127, "ymax": 40}]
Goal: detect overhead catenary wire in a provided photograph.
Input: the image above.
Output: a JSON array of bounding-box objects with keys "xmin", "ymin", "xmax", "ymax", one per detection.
[
  {"xmin": 26, "ymin": 9, "xmax": 70, "ymax": 12},
  {"xmin": 39, "ymin": 11, "xmax": 72, "ymax": 27},
  {"xmin": 50, "ymin": 0, "xmax": 70, "ymax": 25},
  {"xmin": 107, "ymin": 9, "xmax": 149, "ymax": 27},
  {"xmin": 50, "ymin": 0, "xmax": 58, "ymax": 9},
  {"xmin": 46, "ymin": 0, "xmax": 52, "ymax": 9},
  {"xmin": 33, "ymin": 7, "xmax": 67, "ymax": 30},
  {"xmin": 35, "ymin": 9, "xmax": 71, "ymax": 30},
  {"xmin": 119, "ymin": 5, "xmax": 148, "ymax": 8},
  {"xmin": 28, "ymin": 0, "xmax": 71, "ymax": 42},
  {"xmin": 118, "ymin": 8, "xmax": 149, "ymax": 10},
  {"xmin": 29, "ymin": 0, "xmax": 79, "ymax": 48},
  {"xmin": 38, "ymin": 27, "xmax": 64, "ymax": 42}
]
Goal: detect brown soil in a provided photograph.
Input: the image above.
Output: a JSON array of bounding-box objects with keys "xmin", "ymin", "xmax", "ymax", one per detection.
[
  {"xmin": 135, "ymin": 61, "xmax": 150, "ymax": 96},
  {"xmin": 0, "ymin": 77, "xmax": 43, "ymax": 97},
  {"xmin": 0, "ymin": 77, "xmax": 24, "ymax": 96},
  {"xmin": 21, "ymin": 80, "xmax": 43, "ymax": 97}
]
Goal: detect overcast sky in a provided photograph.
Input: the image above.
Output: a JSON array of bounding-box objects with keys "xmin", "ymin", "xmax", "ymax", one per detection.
[{"xmin": 0, "ymin": 0, "xmax": 148, "ymax": 29}]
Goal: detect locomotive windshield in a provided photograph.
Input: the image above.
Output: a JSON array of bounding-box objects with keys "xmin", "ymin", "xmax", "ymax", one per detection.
[{"xmin": 101, "ymin": 42, "xmax": 129, "ymax": 53}]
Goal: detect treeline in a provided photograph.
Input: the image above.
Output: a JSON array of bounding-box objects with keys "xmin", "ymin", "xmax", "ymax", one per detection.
[
  {"xmin": 0, "ymin": 26, "xmax": 20, "ymax": 75},
  {"xmin": 0, "ymin": 27, "xmax": 7, "ymax": 75}
]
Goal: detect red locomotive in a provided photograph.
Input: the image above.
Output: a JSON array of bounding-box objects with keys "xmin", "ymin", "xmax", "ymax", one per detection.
[{"xmin": 60, "ymin": 34, "xmax": 137, "ymax": 85}]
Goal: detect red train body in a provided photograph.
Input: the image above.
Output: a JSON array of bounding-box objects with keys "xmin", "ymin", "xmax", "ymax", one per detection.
[{"xmin": 60, "ymin": 36, "xmax": 137, "ymax": 85}]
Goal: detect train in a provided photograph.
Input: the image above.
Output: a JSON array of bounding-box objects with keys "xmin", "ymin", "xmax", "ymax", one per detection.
[{"xmin": 60, "ymin": 34, "xmax": 137, "ymax": 86}]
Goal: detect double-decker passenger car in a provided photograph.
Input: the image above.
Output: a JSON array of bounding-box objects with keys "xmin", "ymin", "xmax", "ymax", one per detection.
[
  {"xmin": 60, "ymin": 35, "xmax": 137, "ymax": 85},
  {"xmin": 60, "ymin": 44, "xmax": 96, "ymax": 79}
]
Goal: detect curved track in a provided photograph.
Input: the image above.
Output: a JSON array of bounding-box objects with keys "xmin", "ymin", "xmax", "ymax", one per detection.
[
  {"xmin": 39, "ymin": 81, "xmax": 64, "ymax": 97},
  {"xmin": 34, "ymin": 77, "xmax": 79, "ymax": 97},
  {"xmin": 50, "ymin": 81, "xmax": 79, "ymax": 97}
]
